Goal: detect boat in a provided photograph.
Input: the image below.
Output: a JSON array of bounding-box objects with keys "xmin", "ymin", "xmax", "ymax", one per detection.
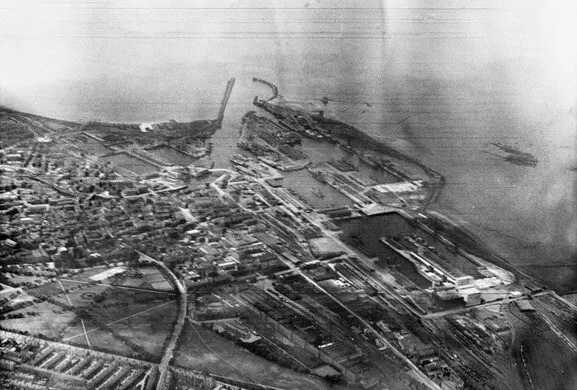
[
  {"xmin": 359, "ymin": 153, "xmax": 378, "ymax": 168},
  {"xmin": 485, "ymin": 142, "xmax": 538, "ymax": 167},
  {"xmin": 339, "ymin": 143, "xmax": 355, "ymax": 153},
  {"xmin": 311, "ymin": 187, "xmax": 326, "ymax": 198}
]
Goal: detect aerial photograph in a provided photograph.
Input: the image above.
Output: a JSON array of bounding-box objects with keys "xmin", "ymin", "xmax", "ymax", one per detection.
[{"xmin": 0, "ymin": 1, "xmax": 575, "ymax": 389}]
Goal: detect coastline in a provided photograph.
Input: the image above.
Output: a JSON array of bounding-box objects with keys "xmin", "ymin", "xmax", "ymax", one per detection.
[
  {"xmin": 314, "ymin": 116, "xmax": 526, "ymax": 278},
  {"xmin": 0, "ymin": 105, "xmax": 218, "ymax": 132},
  {"xmin": 256, "ymin": 80, "xmax": 566, "ymax": 293},
  {"xmin": 3, "ymin": 79, "xmax": 570, "ymax": 293}
]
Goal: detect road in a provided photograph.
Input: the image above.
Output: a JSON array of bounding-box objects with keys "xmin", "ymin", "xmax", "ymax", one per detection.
[
  {"xmin": 137, "ymin": 252, "xmax": 187, "ymax": 390},
  {"xmin": 55, "ymin": 279, "xmax": 91, "ymax": 348}
]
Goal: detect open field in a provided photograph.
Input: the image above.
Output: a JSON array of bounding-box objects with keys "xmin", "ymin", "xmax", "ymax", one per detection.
[
  {"xmin": 101, "ymin": 286, "xmax": 175, "ymax": 306},
  {"xmin": 56, "ymin": 281, "xmax": 174, "ymax": 305},
  {"xmin": 87, "ymin": 329, "xmax": 141, "ymax": 358},
  {"xmin": 0, "ymin": 301, "xmax": 75, "ymax": 339},
  {"xmin": 173, "ymin": 321, "xmax": 357, "ymax": 390},
  {"xmin": 52, "ymin": 282, "xmax": 109, "ymax": 306},
  {"xmin": 48, "ymin": 281, "xmax": 175, "ymax": 322},
  {"xmin": 28, "ymin": 280, "xmax": 67, "ymax": 299},
  {"xmin": 64, "ymin": 319, "xmax": 142, "ymax": 359},
  {"xmin": 109, "ymin": 300, "xmax": 178, "ymax": 359},
  {"xmin": 60, "ymin": 320, "xmax": 96, "ymax": 342},
  {"xmin": 62, "ymin": 267, "xmax": 119, "ymax": 282},
  {"xmin": 117, "ymin": 266, "xmax": 174, "ymax": 291},
  {"xmin": 59, "ymin": 299, "xmax": 177, "ymax": 360},
  {"xmin": 88, "ymin": 300, "xmax": 173, "ymax": 324}
]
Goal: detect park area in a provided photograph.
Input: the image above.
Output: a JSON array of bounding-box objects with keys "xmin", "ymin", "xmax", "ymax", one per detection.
[
  {"xmin": 115, "ymin": 266, "xmax": 174, "ymax": 291},
  {"xmin": 2, "ymin": 273, "xmax": 178, "ymax": 362},
  {"xmin": 0, "ymin": 301, "xmax": 75, "ymax": 340}
]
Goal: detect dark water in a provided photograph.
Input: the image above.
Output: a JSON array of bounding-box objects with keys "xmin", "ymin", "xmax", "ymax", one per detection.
[
  {"xmin": 146, "ymin": 145, "xmax": 196, "ymax": 166},
  {"xmin": 281, "ymin": 169, "xmax": 353, "ymax": 209},
  {"xmin": 1, "ymin": 0, "xmax": 575, "ymax": 285},
  {"xmin": 335, "ymin": 211, "xmax": 491, "ymax": 289},
  {"xmin": 333, "ymin": 213, "xmax": 431, "ymax": 289},
  {"xmin": 279, "ymin": 137, "xmax": 398, "ymax": 209}
]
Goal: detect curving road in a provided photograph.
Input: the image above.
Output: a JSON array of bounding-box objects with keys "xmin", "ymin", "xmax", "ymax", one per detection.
[{"xmin": 137, "ymin": 252, "xmax": 187, "ymax": 390}]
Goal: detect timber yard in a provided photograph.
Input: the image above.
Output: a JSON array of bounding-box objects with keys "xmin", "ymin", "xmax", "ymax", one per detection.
[{"xmin": 0, "ymin": 77, "xmax": 575, "ymax": 390}]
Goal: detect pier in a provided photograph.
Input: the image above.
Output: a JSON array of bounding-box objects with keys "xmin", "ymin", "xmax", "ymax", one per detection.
[
  {"xmin": 214, "ymin": 77, "xmax": 236, "ymax": 129},
  {"xmin": 252, "ymin": 77, "xmax": 279, "ymax": 100}
]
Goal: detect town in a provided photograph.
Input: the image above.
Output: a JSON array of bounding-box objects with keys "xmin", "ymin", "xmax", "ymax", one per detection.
[{"xmin": 0, "ymin": 78, "xmax": 576, "ymax": 390}]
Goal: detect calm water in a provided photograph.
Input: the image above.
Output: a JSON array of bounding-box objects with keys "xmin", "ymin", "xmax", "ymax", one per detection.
[
  {"xmin": 1, "ymin": 0, "xmax": 575, "ymax": 287},
  {"xmin": 334, "ymin": 213, "xmax": 431, "ymax": 289},
  {"xmin": 281, "ymin": 169, "xmax": 353, "ymax": 209},
  {"xmin": 146, "ymin": 145, "xmax": 196, "ymax": 166}
]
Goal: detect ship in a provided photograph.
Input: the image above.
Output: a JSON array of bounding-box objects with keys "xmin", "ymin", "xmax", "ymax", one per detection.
[
  {"xmin": 311, "ymin": 187, "xmax": 326, "ymax": 198},
  {"xmin": 339, "ymin": 143, "xmax": 355, "ymax": 154},
  {"xmin": 504, "ymin": 153, "xmax": 538, "ymax": 167},
  {"xmin": 359, "ymin": 153, "xmax": 379, "ymax": 168},
  {"xmin": 491, "ymin": 142, "xmax": 523, "ymax": 154},
  {"xmin": 309, "ymin": 169, "xmax": 327, "ymax": 183},
  {"xmin": 484, "ymin": 142, "xmax": 538, "ymax": 167}
]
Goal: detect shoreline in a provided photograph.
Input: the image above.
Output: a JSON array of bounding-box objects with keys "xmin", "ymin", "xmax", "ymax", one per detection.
[
  {"xmin": 1, "ymin": 77, "xmax": 235, "ymax": 131},
  {"xmin": 2, "ymin": 79, "xmax": 567, "ymax": 293},
  {"xmin": 311, "ymin": 113, "xmax": 447, "ymax": 209},
  {"xmin": 310, "ymin": 114, "xmax": 561, "ymax": 288},
  {"xmin": 252, "ymin": 79, "xmax": 568, "ymax": 293},
  {"xmin": 0, "ymin": 105, "xmax": 217, "ymax": 129}
]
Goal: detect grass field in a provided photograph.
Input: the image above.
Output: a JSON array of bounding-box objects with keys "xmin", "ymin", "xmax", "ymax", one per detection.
[
  {"xmin": 109, "ymin": 300, "xmax": 178, "ymax": 359},
  {"xmin": 28, "ymin": 280, "xmax": 66, "ymax": 299},
  {"xmin": 60, "ymin": 320, "xmax": 96, "ymax": 342},
  {"xmin": 52, "ymin": 282, "xmax": 110, "ymax": 306},
  {"xmin": 102, "ymin": 286, "xmax": 175, "ymax": 305},
  {"xmin": 173, "ymin": 321, "xmax": 357, "ymax": 390},
  {"xmin": 87, "ymin": 328, "xmax": 142, "ymax": 358},
  {"xmin": 6, "ymin": 277, "xmax": 178, "ymax": 361},
  {"xmin": 117, "ymin": 266, "xmax": 174, "ymax": 291},
  {"xmin": 86, "ymin": 300, "xmax": 171, "ymax": 325},
  {"xmin": 0, "ymin": 301, "xmax": 75, "ymax": 339},
  {"xmin": 68, "ymin": 319, "xmax": 142, "ymax": 359},
  {"xmin": 62, "ymin": 267, "xmax": 114, "ymax": 282},
  {"xmin": 59, "ymin": 300, "xmax": 175, "ymax": 361},
  {"xmin": 49, "ymin": 281, "xmax": 175, "ymax": 322}
]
